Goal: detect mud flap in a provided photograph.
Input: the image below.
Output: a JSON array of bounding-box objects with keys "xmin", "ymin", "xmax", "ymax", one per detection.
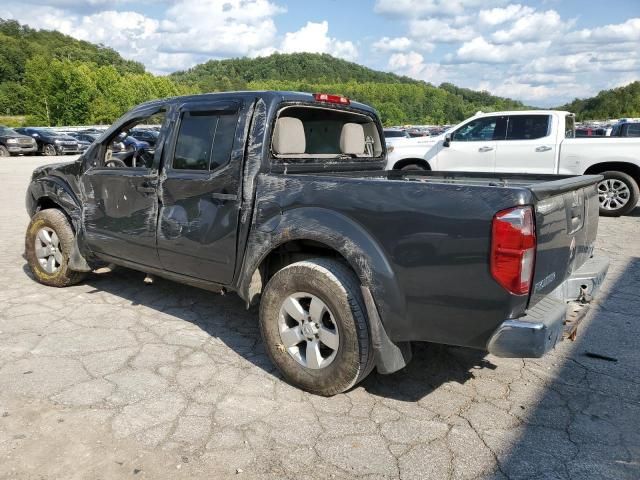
[
  {"xmin": 361, "ymin": 286, "xmax": 412, "ymax": 374},
  {"xmin": 68, "ymin": 237, "xmax": 92, "ymax": 272}
]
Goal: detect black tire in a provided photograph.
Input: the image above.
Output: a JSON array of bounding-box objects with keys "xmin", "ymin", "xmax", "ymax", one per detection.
[
  {"xmin": 0, "ymin": 145, "xmax": 9, "ymax": 157},
  {"xmin": 597, "ymin": 171, "xmax": 639, "ymax": 217},
  {"xmin": 43, "ymin": 144, "xmax": 57, "ymax": 156},
  {"xmin": 25, "ymin": 209, "xmax": 87, "ymax": 287},
  {"xmin": 400, "ymin": 163, "xmax": 428, "ymax": 171},
  {"xmin": 259, "ymin": 258, "xmax": 374, "ymax": 396}
]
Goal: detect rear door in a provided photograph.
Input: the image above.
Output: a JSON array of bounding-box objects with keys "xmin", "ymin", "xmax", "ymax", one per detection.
[
  {"xmin": 436, "ymin": 115, "xmax": 505, "ymax": 172},
  {"xmin": 494, "ymin": 114, "xmax": 556, "ymax": 173},
  {"xmin": 156, "ymin": 100, "xmax": 244, "ymax": 285}
]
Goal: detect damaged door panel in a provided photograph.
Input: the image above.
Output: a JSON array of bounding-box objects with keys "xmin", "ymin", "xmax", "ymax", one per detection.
[{"xmin": 156, "ymin": 100, "xmax": 243, "ymax": 284}]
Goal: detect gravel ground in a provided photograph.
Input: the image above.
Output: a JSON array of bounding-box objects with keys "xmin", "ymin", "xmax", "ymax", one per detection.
[{"xmin": 0, "ymin": 155, "xmax": 638, "ymax": 480}]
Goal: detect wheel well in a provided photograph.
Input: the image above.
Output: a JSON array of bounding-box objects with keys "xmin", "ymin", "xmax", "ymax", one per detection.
[
  {"xmin": 392, "ymin": 158, "xmax": 431, "ymax": 170},
  {"xmin": 584, "ymin": 162, "xmax": 640, "ymax": 186},
  {"xmin": 246, "ymin": 239, "xmax": 356, "ymax": 305},
  {"xmin": 35, "ymin": 198, "xmax": 76, "ymax": 232},
  {"xmin": 36, "ymin": 197, "xmax": 62, "ymax": 212}
]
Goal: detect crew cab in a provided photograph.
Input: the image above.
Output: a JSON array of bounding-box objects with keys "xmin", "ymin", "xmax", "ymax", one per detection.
[
  {"xmin": 386, "ymin": 110, "xmax": 640, "ymax": 216},
  {"xmin": 24, "ymin": 92, "xmax": 608, "ymax": 395}
]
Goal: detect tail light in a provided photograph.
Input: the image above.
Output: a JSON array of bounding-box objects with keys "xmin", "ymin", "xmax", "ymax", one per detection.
[
  {"xmin": 313, "ymin": 93, "xmax": 350, "ymax": 105},
  {"xmin": 491, "ymin": 206, "xmax": 536, "ymax": 295}
]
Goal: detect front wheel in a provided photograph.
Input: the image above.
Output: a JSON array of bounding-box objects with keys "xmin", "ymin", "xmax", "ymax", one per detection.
[
  {"xmin": 597, "ymin": 171, "xmax": 639, "ymax": 217},
  {"xmin": 43, "ymin": 144, "xmax": 57, "ymax": 156},
  {"xmin": 0, "ymin": 145, "xmax": 9, "ymax": 157},
  {"xmin": 25, "ymin": 209, "xmax": 86, "ymax": 287},
  {"xmin": 259, "ymin": 258, "xmax": 374, "ymax": 396}
]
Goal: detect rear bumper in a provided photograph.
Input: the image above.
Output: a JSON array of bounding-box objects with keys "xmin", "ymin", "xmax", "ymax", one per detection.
[{"xmin": 487, "ymin": 255, "xmax": 609, "ymax": 358}]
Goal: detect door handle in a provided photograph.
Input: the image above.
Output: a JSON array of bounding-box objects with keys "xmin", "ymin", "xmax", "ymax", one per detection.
[
  {"xmin": 478, "ymin": 146, "xmax": 494, "ymax": 152},
  {"xmin": 210, "ymin": 192, "xmax": 238, "ymax": 202},
  {"xmin": 535, "ymin": 146, "xmax": 552, "ymax": 152}
]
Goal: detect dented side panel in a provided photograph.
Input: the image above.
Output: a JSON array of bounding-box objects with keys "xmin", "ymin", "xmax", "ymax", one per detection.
[{"xmin": 240, "ymin": 173, "xmax": 538, "ymax": 349}]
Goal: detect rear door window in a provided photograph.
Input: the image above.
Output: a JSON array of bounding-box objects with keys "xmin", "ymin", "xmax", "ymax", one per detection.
[
  {"xmin": 625, "ymin": 124, "xmax": 640, "ymax": 137},
  {"xmin": 506, "ymin": 115, "xmax": 550, "ymax": 140},
  {"xmin": 173, "ymin": 111, "xmax": 238, "ymax": 171}
]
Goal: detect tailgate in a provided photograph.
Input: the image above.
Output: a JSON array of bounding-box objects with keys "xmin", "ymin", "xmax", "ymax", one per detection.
[{"xmin": 528, "ymin": 176, "xmax": 601, "ymax": 307}]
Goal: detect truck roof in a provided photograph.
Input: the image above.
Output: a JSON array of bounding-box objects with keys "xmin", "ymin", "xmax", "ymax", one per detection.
[
  {"xmin": 472, "ymin": 110, "xmax": 572, "ymax": 117},
  {"xmin": 137, "ymin": 90, "xmax": 378, "ymax": 115}
]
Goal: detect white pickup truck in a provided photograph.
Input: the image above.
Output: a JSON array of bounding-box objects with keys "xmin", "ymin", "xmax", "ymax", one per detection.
[{"xmin": 386, "ymin": 110, "xmax": 640, "ymax": 216}]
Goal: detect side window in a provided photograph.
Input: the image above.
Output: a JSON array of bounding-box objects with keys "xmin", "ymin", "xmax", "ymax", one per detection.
[
  {"xmin": 626, "ymin": 124, "xmax": 640, "ymax": 137},
  {"xmin": 506, "ymin": 115, "xmax": 550, "ymax": 140},
  {"xmin": 173, "ymin": 112, "xmax": 238, "ymax": 171},
  {"xmin": 452, "ymin": 117, "xmax": 503, "ymax": 142}
]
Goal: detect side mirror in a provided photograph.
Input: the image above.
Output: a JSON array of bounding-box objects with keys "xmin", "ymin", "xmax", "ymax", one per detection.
[{"xmin": 443, "ymin": 133, "xmax": 452, "ymax": 147}]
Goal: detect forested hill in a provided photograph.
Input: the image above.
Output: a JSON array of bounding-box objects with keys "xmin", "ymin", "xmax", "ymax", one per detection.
[
  {"xmin": 169, "ymin": 53, "xmax": 528, "ymax": 124},
  {"xmin": 0, "ymin": 18, "xmax": 525, "ymax": 126},
  {"xmin": 557, "ymin": 81, "xmax": 640, "ymax": 121}
]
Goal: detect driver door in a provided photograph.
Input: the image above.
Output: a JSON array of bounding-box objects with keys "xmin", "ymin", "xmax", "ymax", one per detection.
[{"xmin": 80, "ymin": 106, "xmax": 169, "ymax": 268}]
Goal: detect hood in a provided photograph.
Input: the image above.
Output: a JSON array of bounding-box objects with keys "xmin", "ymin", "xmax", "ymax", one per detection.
[
  {"xmin": 31, "ymin": 160, "xmax": 78, "ymax": 180},
  {"xmin": 0, "ymin": 132, "xmax": 34, "ymax": 141}
]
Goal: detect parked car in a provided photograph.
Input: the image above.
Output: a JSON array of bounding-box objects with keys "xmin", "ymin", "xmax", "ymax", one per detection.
[
  {"xmin": 67, "ymin": 132, "xmax": 95, "ymax": 152},
  {"xmin": 15, "ymin": 127, "xmax": 80, "ymax": 156},
  {"xmin": 383, "ymin": 128, "xmax": 410, "ymax": 140},
  {"xmin": 0, "ymin": 125, "xmax": 37, "ymax": 156},
  {"xmin": 576, "ymin": 127, "xmax": 607, "ymax": 137},
  {"xmin": 610, "ymin": 120, "xmax": 640, "ymax": 138},
  {"xmin": 130, "ymin": 128, "xmax": 159, "ymax": 147},
  {"xmin": 24, "ymin": 91, "xmax": 608, "ymax": 395},
  {"xmin": 387, "ymin": 110, "xmax": 640, "ymax": 216}
]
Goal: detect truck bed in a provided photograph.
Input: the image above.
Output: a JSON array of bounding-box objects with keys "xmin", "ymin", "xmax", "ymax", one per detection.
[{"xmin": 250, "ymin": 169, "xmax": 601, "ymax": 349}]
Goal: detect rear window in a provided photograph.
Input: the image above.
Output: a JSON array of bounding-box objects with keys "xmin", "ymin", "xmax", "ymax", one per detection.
[
  {"xmin": 565, "ymin": 115, "xmax": 575, "ymax": 138},
  {"xmin": 506, "ymin": 115, "xmax": 550, "ymax": 140},
  {"xmin": 271, "ymin": 106, "xmax": 383, "ymax": 160}
]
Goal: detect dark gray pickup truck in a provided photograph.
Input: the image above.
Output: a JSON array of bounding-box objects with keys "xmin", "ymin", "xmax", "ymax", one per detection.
[{"xmin": 24, "ymin": 91, "xmax": 609, "ymax": 395}]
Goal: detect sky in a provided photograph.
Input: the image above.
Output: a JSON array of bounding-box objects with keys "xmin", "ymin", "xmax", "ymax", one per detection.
[{"xmin": 4, "ymin": 0, "xmax": 640, "ymax": 106}]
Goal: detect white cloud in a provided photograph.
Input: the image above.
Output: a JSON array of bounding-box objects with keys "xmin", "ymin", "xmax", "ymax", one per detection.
[
  {"xmin": 372, "ymin": 36, "xmax": 413, "ymax": 52},
  {"xmin": 456, "ymin": 36, "xmax": 549, "ymax": 63},
  {"xmin": 409, "ymin": 18, "xmax": 475, "ymax": 43},
  {"xmin": 375, "ymin": 0, "xmax": 507, "ymax": 18},
  {"xmin": 478, "ymin": 4, "xmax": 533, "ymax": 26},
  {"xmin": 568, "ymin": 17, "xmax": 640, "ymax": 44},
  {"xmin": 278, "ymin": 21, "xmax": 358, "ymax": 61},
  {"xmin": 491, "ymin": 10, "xmax": 571, "ymax": 43}
]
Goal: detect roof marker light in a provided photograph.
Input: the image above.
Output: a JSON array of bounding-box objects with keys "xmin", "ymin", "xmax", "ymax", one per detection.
[{"xmin": 313, "ymin": 93, "xmax": 350, "ymax": 105}]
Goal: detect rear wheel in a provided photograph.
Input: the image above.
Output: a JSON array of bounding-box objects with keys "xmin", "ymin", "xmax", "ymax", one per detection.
[
  {"xmin": 597, "ymin": 171, "xmax": 639, "ymax": 217},
  {"xmin": 259, "ymin": 258, "xmax": 374, "ymax": 396},
  {"xmin": 25, "ymin": 209, "xmax": 86, "ymax": 287}
]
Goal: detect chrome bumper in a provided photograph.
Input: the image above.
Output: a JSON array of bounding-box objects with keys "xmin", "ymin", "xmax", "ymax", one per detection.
[{"xmin": 487, "ymin": 255, "xmax": 609, "ymax": 358}]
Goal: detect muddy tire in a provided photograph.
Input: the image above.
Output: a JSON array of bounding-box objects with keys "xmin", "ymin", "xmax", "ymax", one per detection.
[
  {"xmin": 25, "ymin": 209, "xmax": 86, "ymax": 287},
  {"xmin": 597, "ymin": 171, "xmax": 639, "ymax": 217},
  {"xmin": 259, "ymin": 258, "xmax": 374, "ymax": 396}
]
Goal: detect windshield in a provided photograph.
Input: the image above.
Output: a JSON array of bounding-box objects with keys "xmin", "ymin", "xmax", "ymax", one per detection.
[
  {"xmin": 0, "ymin": 127, "xmax": 19, "ymax": 136},
  {"xmin": 33, "ymin": 129, "xmax": 60, "ymax": 135}
]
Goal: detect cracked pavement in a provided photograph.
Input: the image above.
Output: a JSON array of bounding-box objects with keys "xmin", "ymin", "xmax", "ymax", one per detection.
[{"xmin": 1, "ymin": 156, "xmax": 639, "ymax": 479}]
